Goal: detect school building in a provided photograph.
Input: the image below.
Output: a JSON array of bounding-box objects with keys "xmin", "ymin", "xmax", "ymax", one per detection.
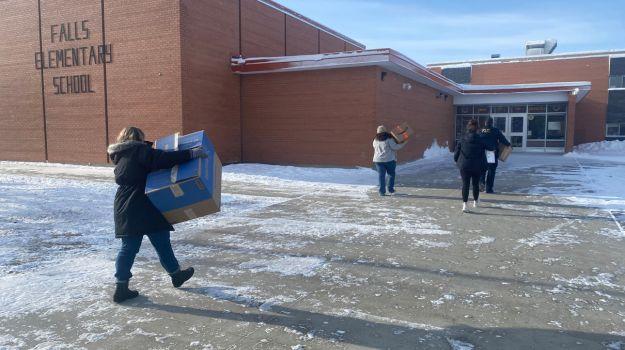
[{"xmin": 1, "ymin": 0, "xmax": 623, "ymax": 167}]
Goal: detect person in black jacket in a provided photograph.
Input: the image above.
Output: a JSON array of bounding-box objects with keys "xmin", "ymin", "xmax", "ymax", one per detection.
[
  {"xmin": 107, "ymin": 127, "xmax": 206, "ymax": 303},
  {"xmin": 479, "ymin": 118, "xmax": 511, "ymax": 193},
  {"xmin": 454, "ymin": 119, "xmax": 493, "ymax": 213}
]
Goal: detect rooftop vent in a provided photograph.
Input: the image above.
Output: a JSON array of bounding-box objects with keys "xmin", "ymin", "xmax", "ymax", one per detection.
[{"xmin": 525, "ymin": 39, "xmax": 557, "ymax": 56}]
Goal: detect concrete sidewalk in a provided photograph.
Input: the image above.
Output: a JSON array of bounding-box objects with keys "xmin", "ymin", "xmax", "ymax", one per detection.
[{"xmin": 1, "ymin": 154, "xmax": 624, "ymax": 349}]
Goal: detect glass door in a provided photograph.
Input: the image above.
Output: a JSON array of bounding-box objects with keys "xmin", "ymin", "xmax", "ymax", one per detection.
[{"xmin": 509, "ymin": 113, "xmax": 526, "ymax": 150}]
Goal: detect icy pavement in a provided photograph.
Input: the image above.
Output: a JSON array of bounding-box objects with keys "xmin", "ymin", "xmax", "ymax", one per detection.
[{"xmin": 1, "ymin": 152, "xmax": 625, "ymax": 349}]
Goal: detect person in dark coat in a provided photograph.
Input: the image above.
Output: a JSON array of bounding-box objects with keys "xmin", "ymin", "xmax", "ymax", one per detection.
[
  {"xmin": 479, "ymin": 118, "xmax": 511, "ymax": 193},
  {"xmin": 454, "ymin": 119, "xmax": 493, "ymax": 213},
  {"xmin": 107, "ymin": 126, "xmax": 206, "ymax": 303}
]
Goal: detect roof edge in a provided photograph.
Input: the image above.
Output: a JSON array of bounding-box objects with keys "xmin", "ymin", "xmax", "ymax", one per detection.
[
  {"xmin": 428, "ymin": 49, "xmax": 625, "ymax": 67},
  {"xmin": 231, "ymin": 49, "xmax": 592, "ymax": 100}
]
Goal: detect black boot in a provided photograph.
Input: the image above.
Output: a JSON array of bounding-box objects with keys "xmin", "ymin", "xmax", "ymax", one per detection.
[
  {"xmin": 171, "ymin": 267, "xmax": 194, "ymax": 288},
  {"xmin": 113, "ymin": 282, "xmax": 139, "ymax": 303}
]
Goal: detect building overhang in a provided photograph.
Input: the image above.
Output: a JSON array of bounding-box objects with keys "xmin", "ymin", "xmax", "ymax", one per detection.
[
  {"xmin": 231, "ymin": 49, "xmax": 592, "ymax": 103},
  {"xmin": 457, "ymin": 82, "xmax": 591, "ymax": 105}
]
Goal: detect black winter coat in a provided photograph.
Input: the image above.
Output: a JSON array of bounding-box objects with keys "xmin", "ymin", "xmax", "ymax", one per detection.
[
  {"xmin": 480, "ymin": 127, "xmax": 510, "ymax": 159},
  {"xmin": 454, "ymin": 131, "xmax": 493, "ymax": 173},
  {"xmin": 107, "ymin": 141, "xmax": 193, "ymax": 238}
]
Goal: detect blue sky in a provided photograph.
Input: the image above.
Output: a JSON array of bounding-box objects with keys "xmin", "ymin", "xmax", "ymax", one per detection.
[{"xmin": 274, "ymin": 0, "xmax": 625, "ymax": 64}]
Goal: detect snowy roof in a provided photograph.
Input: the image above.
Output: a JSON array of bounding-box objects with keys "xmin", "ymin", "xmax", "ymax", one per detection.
[
  {"xmin": 256, "ymin": 0, "xmax": 365, "ymax": 49},
  {"xmin": 231, "ymin": 49, "xmax": 592, "ymax": 101},
  {"xmin": 428, "ymin": 49, "xmax": 625, "ymax": 68}
]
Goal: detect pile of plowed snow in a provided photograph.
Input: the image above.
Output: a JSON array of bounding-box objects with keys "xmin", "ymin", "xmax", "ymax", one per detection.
[{"xmin": 566, "ymin": 140, "xmax": 625, "ymax": 163}]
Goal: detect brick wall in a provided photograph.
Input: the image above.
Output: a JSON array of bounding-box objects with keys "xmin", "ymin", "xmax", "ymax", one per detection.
[
  {"xmin": 105, "ymin": 0, "xmax": 183, "ymax": 160},
  {"xmin": 471, "ymin": 57, "xmax": 609, "ymax": 145},
  {"xmin": 319, "ymin": 30, "xmax": 346, "ymax": 53},
  {"xmin": 241, "ymin": 0, "xmax": 285, "ymax": 57},
  {"xmin": 375, "ymin": 69, "xmax": 455, "ymax": 163},
  {"xmin": 285, "ymin": 15, "xmax": 318, "ymax": 55},
  {"xmin": 345, "ymin": 43, "xmax": 362, "ymax": 52},
  {"xmin": 180, "ymin": 0, "xmax": 240, "ymax": 164},
  {"xmin": 0, "ymin": 0, "xmax": 363, "ymax": 165},
  {"xmin": 0, "ymin": 0, "xmax": 46, "ymax": 161},
  {"xmin": 39, "ymin": 0, "xmax": 107, "ymax": 164},
  {"xmin": 241, "ymin": 67, "xmax": 377, "ymax": 166}
]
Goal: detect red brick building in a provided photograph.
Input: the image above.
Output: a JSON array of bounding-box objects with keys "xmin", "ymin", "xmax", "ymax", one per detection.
[
  {"xmin": 0, "ymin": 0, "xmax": 363, "ymax": 165},
  {"xmin": 429, "ymin": 51, "xmax": 625, "ymax": 150},
  {"xmin": 1, "ymin": 0, "xmax": 622, "ymax": 167}
]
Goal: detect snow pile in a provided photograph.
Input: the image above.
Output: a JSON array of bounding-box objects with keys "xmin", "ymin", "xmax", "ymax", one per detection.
[
  {"xmin": 565, "ymin": 140, "xmax": 625, "ymax": 163},
  {"xmin": 422, "ymin": 139, "xmax": 452, "ymax": 159}
]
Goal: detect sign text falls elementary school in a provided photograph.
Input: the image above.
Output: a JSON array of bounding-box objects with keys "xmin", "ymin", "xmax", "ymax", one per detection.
[{"xmin": 35, "ymin": 20, "xmax": 113, "ymax": 95}]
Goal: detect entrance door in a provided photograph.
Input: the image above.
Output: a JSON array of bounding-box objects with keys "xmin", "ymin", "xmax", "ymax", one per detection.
[
  {"xmin": 491, "ymin": 113, "xmax": 526, "ymax": 150},
  {"xmin": 509, "ymin": 113, "xmax": 526, "ymax": 150}
]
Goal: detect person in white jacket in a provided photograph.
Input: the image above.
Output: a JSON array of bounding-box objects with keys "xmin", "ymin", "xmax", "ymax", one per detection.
[{"xmin": 372, "ymin": 125, "xmax": 406, "ymax": 196}]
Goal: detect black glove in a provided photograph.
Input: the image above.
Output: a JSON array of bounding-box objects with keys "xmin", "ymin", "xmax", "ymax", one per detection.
[{"xmin": 190, "ymin": 148, "xmax": 209, "ymax": 159}]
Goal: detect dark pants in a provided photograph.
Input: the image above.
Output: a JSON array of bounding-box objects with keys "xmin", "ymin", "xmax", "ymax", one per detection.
[
  {"xmin": 480, "ymin": 161, "xmax": 498, "ymax": 192},
  {"xmin": 461, "ymin": 169, "xmax": 481, "ymax": 202},
  {"xmin": 115, "ymin": 231, "xmax": 180, "ymax": 283},
  {"xmin": 375, "ymin": 161, "xmax": 397, "ymax": 195}
]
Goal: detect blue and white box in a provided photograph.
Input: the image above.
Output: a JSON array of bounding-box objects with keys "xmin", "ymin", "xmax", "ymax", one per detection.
[{"xmin": 145, "ymin": 130, "xmax": 222, "ymax": 224}]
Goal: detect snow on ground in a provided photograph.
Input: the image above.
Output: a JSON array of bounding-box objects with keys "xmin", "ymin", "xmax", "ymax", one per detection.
[
  {"xmin": 501, "ymin": 151, "xmax": 625, "ymax": 240},
  {"xmin": 223, "ymin": 140, "xmax": 453, "ymax": 190},
  {"xmin": 565, "ymin": 140, "xmax": 625, "ymax": 163},
  {"xmin": 447, "ymin": 338, "xmax": 475, "ymax": 350},
  {"xmin": 0, "ymin": 147, "xmax": 451, "ymax": 332},
  {"xmin": 239, "ymin": 256, "xmax": 326, "ymax": 277},
  {"xmin": 1, "ymin": 144, "xmax": 625, "ymax": 348},
  {"xmin": 504, "ymin": 149, "xmax": 625, "ymax": 213}
]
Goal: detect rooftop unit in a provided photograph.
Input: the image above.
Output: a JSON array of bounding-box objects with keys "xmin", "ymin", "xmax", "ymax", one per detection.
[{"xmin": 525, "ymin": 39, "xmax": 558, "ymax": 56}]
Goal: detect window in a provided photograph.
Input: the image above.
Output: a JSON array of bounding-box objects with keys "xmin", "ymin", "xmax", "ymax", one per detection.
[
  {"xmin": 547, "ymin": 115, "xmax": 566, "ymax": 139},
  {"xmin": 606, "ymin": 123, "xmax": 625, "ymax": 137},
  {"xmin": 609, "ymin": 75, "xmax": 625, "ymax": 89},
  {"xmin": 457, "ymin": 106, "xmax": 473, "ymax": 114},
  {"xmin": 474, "ymin": 105, "xmax": 489, "ymax": 114},
  {"xmin": 494, "ymin": 116, "xmax": 507, "ymax": 132},
  {"xmin": 527, "ymin": 114, "xmax": 546, "ymax": 139},
  {"xmin": 492, "ymin": 106, "xmax": 508, "ymax": 114},
  {"xmin": 547, "ymin": 103, "xmax": 567, "ymax": 113},
  {"xmin": 528, "ymin": 104, "xmax": 546, "ymax": 113},
  {"xmin": 510, "ymin": 105, "xmax": 527, "ymax": 113},
  {"xmin": 606, "ymin": 123, "xmax": 620, "ymax": 136}
]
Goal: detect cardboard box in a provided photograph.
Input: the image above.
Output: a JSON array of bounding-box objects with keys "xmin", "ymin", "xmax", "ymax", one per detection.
[
  {"xmin": 498, "ymin": 143, "xmax": 512, "ymax": 162},
  {"xmin": 145, "ymin": 131, "xmax": 222, "ymax": 224},
  {"xmin": 390, "ymin": 123, "xmax": 414, "ymax": 144}
]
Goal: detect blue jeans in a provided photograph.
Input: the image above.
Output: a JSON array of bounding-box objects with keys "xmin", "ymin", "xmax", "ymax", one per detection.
[
  {"xmin": 375, "ymin": 161, "xmax": 397, "ymax": 195},
  {"xmin": 115, "ymin": 231, "xmax": 180, "ymax": 283}
]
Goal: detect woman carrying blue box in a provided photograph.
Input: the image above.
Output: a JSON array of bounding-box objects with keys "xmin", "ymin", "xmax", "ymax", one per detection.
[{"xmin": 107, "ymin": 126, "xmax": 206, "ymax": 303}]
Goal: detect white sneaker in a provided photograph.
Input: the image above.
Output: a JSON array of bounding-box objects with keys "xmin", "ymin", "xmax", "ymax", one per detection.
[
  {"xmin": 462, "ymin": 202, "xmax": 468, "ymax": 212},
  {"xmin": 473, "ymin": 200, "xmax": 479, "ymax": 208}
]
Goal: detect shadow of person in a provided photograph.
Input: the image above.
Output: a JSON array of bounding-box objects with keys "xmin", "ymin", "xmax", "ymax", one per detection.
[
  {"xmin": 127, "ymin": 296, "xmax": 443, "ymax": 349},
  {"xmin": 126, "ymin": 293, "xmax": 625, "ymax": 350}
]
